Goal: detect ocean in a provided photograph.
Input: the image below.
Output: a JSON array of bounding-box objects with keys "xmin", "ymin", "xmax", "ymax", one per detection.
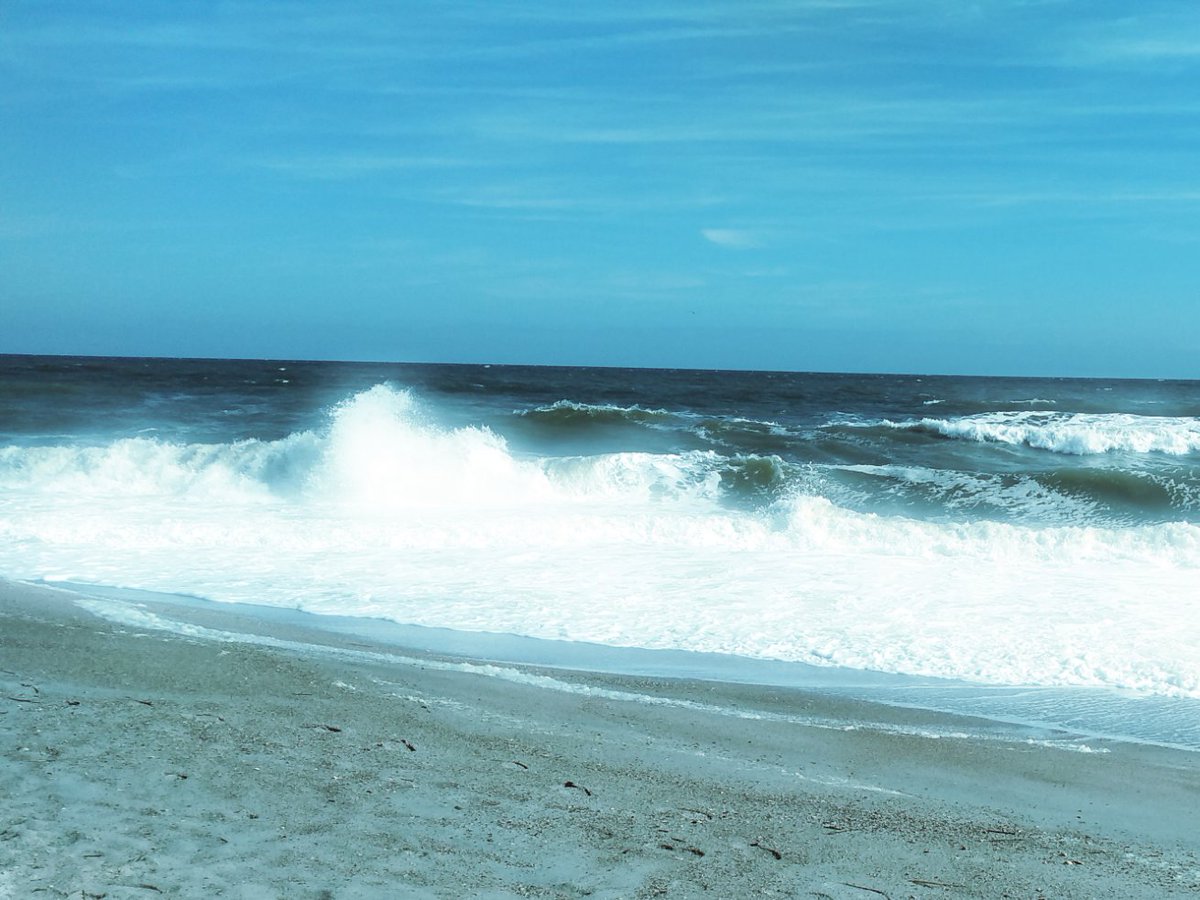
[{"xmin": 2, "ymin": 355, "xmax": 1198, "ymax": 748}]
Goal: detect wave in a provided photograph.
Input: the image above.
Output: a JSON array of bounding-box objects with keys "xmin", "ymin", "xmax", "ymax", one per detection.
[
  {"xmin": 823, "ymin": 464, "xmax": 1106, "ymax": 524},
  {"xmin": 692, "ymin": 416, "xmax": 797, "ymax": 454},
  {"xmin": 516, "ymin": 400, "xmax": 678, "ymax": 428},
  {"xmin": 4, "ymin": 384, "xmax": 1200, "ymax": 700},
  {"xmin": 820, "ymin": 463, "xmax": 1200, "ymax": 525},
  {"xmin": 1039, "ymin": 466, "xmax": 1200, "ymax": 519},
  {"xmin": 0, "ymin": 433, "xmax": 317, "ymax": 500},
  {"xmin": 5, "ymin": 484, "xmax": 1198, "ymax": 699},
  {"xmin": 514, "ymin": 400, "xmax": 803, "ymax": 457},
  {"xmin": 775, "ymin": 493, "xmax": 1200, "ymax": 566},
  {"xmin": 4, "ymin": 384, "xmax": 1198, "ymax": 527},
  {"xmin": 0, "ymin": 385, "xmax": 789, "ymax": 511},
  {"xmin": 834, "ymin": 411, "xmax": 1200, "ymax": 456},
  {"xmin": 0, "ymin": 387, "xmax": 590, "ymax": 508},
  {"xmin": 319, "ymin": 386, "xmax": 558, "ymax": 508}
]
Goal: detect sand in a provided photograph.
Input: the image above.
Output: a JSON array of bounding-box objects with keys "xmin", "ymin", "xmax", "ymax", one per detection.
[{"xmin": 1, "ymin": 579, "xmax": 1197, "ymax": 899}]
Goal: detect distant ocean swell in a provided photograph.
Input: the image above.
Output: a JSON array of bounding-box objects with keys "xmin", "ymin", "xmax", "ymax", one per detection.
[{"xmin": 2, "ymin": 383, "xmax": 1198, "ymax": 701}]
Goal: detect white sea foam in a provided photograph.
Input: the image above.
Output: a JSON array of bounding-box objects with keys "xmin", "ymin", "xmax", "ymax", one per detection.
[
  {"xmin": 0, "ymin": 436, "xmax": 302, "ymax": 499},
  {"xmin": 72, "ymin": 593, "xmax": 1094, "ymax": 756},
  {"xmin": 314, "ymin": 386, "xmax": 559, "ymax": 508},
  {"xmin": 887, "ymin": 411, "xmax": 1200, "ymax": 456},
  {"xmin": 2, "ymin": 385, "xmax": 1200, "ymax": 701}
]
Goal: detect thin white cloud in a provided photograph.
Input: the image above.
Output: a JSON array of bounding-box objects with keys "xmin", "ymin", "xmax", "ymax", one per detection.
[
  {"xmin": 702, "ymin": 228, "xmax": 760, "ymax": 248},
  {"xmin": 1083, "ymin": 37, "xmax": 1200, "ymax": 62},
  {"xmin": 0, "ymin": 3, "xmax": 873, "ymax": 63},
  {"xmin": 438, "ymin": 180, "xmax": 727, "ymax": 218},
  {"xmin": 1057, "ymin": 9, "xmax": 1200, "ymax": 66},
  {"xmin": 468, "ymin": 91, "xmax": 1055, "ymax": 151},
  {"xmin": 248, "ymin": 155, "xmax": 479, "ymax": 180}
]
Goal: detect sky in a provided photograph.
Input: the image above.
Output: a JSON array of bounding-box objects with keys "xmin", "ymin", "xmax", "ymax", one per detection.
[{"xmin": 1, "ymin": 1, "xmax": 1198, "ymax": 378}]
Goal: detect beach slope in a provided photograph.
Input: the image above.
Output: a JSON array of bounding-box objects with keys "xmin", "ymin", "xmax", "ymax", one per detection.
[{"xmin": 1, "ymin": 580, "xmax": 1197, "ymax": 898}]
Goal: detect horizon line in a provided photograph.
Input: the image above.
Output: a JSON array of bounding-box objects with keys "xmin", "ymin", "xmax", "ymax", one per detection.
[{"xmin": 0, "ymin": 350, "xmax": 1191, "ymax": 384}]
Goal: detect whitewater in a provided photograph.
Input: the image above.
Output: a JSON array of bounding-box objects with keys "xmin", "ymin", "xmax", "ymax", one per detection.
[{"xmin": 2, "ymin": 356, "xmax": 1198, "ymax": 743}]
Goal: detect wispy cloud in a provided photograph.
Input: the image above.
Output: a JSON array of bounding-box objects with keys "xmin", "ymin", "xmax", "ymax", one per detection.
[
  {"xmin": 1057, "ymin": 9, "xmax": 1200, "ymax": 66},
  {"xmin": 0, "ymin": 2, "xmax": 879, "ymax": 68},
  {"xmin": 701, "ymin": 228, "xmax": 761, "ymax": 248},
  {"xmin": 247, "ymin": 155, "xmax": 481, "ymax": 180},
  {"xmin": 1095, "ymin": 37, "xmax": 1200, "ymax": 61},
  {"xmin": 467, "ymin": 90, "xmax": 1064, "ymax": 152},
  {"xmin": 437, "ymin": 180, "xmax": 727, "ymax": 219}
]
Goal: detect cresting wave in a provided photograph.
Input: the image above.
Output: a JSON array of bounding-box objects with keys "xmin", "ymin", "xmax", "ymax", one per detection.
[
  {"xmin": 1, "ymin": 384, "xmax": 1196, "ymax": 530},
  {"xmin": 870, "ymin": 411, "xmax": 1200, "ymax": 456},
  {"xmin": 2, "ymin": 384, "xmax": 1200, "ymax": 700},
  {"xmin": 516, "ymin": 400, "xmax": 678, "ymax": 428},
  {"xmin": 515, "ymin": 400, "xmax": 798, "ymax": 455},
  {"xmin": 0, "ymin": 388, "xmax": 772, "ymax": 508},
  {"xmin": 2, "ymin": 384, "xmax": 1198, "ymax": 565}
]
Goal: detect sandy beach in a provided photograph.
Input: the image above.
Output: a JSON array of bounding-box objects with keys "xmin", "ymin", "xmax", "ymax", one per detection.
[{"xmin": 1, "ymin": 579, "xmax": 1197, "ymax": 899}]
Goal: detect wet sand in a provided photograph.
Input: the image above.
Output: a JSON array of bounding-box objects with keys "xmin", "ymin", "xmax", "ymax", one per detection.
[{"xmin": 1, "ymin": 579, "xmax": 1197, "ymax": 898}]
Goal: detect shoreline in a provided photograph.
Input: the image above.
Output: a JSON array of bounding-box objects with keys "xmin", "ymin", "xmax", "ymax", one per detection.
[
  {"xmin": 46, "ymin": 580, "xmax": 1200, "ymax": 754},
  {"xmin": 2, "ymin": 578, "xmax": 1198, "ymax": 897}
]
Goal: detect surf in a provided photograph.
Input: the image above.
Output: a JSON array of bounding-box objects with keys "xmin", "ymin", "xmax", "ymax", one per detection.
[
  {"xmin": 879, "ymin": 411, "xmax": 1200, "ymax": 456},
  {"xmin": 3, "ymin": 382, "xmax": 1200, "ymax": 703}
]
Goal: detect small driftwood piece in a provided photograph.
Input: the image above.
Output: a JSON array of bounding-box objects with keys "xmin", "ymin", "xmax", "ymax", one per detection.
[
  {"xmin": 841, "ymin": 883, "xmax": 890, "ymax": 899},
  {"xmin": 911, "ymin": 879, "xmax": 963, "ymax": 888},
  {"xmin": 750, "ymin": 838, "xmax": 782, "ymax": 860}
]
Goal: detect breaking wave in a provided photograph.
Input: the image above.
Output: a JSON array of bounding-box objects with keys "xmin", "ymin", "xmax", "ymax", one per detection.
[
  {"xmin": 516, "ymin": 400, "xmax": 678, "ymax": 429},
  {"xmin": 3, "ymin": 384, "xmax": 1200, "ymax": 701},
  {"xmin": 834, "ymin": 411, "xmax": 1200, "ymax": 456}
]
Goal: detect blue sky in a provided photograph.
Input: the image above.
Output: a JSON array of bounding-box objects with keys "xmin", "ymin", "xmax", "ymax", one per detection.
[{"xmin": 2, "ymin": 1, "xmax": 1198, "ymax": 377}]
